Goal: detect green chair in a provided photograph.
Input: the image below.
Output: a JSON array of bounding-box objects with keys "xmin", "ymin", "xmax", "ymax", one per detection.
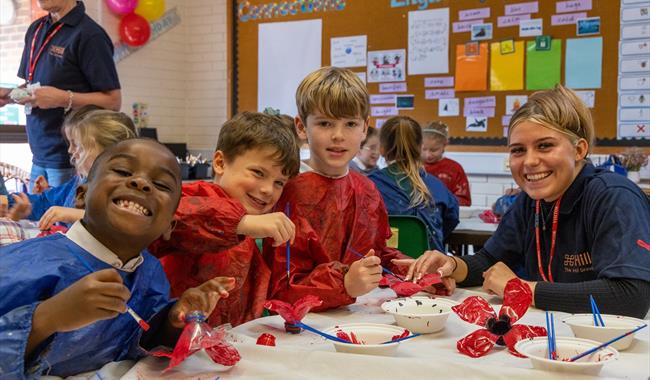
[{"xmin": 387, "ymin": 215, "xmax": 431, "ymax": 259}]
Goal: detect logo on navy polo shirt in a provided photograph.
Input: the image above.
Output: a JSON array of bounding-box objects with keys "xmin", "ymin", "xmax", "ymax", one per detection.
[
  {"xmin": 563, "ymin": 251, "xmax": 593, "ymax": 273},
  {"xmin": 49, "ymin": 45, "xmax": 65, "ymax": 58}
]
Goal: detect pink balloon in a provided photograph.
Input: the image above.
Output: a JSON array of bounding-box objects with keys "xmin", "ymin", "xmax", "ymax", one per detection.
[{"xmin": 105, "ymin": 0, "xmax": 138, "ymax": 15}]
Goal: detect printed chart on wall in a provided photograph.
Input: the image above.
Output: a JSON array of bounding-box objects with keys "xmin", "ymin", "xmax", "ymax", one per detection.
[{"xmin": 234, "ymin": 0, "xmax": 648, "ymax": 144}]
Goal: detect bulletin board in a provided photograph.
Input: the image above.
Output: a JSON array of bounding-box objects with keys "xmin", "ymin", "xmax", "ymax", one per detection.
[{"xmin": 231, "ymin": 0, "xmax": 649, "ymax": 147}]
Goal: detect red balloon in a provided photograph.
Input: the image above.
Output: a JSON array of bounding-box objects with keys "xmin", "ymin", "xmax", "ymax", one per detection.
[{"xmin": 119, "ymin": 13, "xmax": 151, "ymax": 47}]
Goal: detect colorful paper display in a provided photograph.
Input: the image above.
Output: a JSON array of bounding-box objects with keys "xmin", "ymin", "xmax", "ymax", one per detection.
[
  {"xmin": 490, "ymin": 41, "xmax": 524, "ymax": 91},
  {"xmin": 565, "ymin": 37, "xmax": 602, "ymax": 89},
  {"xmin": 455, "ymin": 43, "xmax": 488, "ymax": 92},
  {"xmin": 526, "ymin": 39, "xmax": 562, "ymax": 90}
]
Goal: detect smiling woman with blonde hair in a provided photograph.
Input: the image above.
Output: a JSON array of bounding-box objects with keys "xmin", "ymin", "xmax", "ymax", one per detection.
[{"xmin": 393, "ymin": 85, "xmax": 650, "ymax": 318}]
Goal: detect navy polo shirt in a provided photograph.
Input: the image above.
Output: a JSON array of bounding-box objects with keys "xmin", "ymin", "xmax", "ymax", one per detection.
[
  {"xmin": 478, "ymin": 163, "xmax": 650, "ymax": 284},
  {"xmin": 18, "ymin": 1, "xmax": 120, "ymax": 168}
]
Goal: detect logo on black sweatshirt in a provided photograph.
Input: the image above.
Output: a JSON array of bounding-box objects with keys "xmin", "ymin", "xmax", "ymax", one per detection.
[{"xmin": 563, "ymin": 251, "xmax": 593, "ymax": 273}]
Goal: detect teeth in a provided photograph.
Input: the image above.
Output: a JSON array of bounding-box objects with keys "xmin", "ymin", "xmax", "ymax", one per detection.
[
  {"xmin": 526, "ymin": 172, "xmax": 551, "ymax": 181},
  {"xmin": 248, "ymin": 195, "xmax": 266, "ymax": 206},
  {"xmin": 116, "ymin": 199, "xmax": 151, "ymax": 216}
]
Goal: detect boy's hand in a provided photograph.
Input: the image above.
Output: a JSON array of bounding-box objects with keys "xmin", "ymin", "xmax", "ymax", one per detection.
[
  {"xmin": 344, "ymin": 249, "xmax": 382, "ymax": 298},
  {"xmin": 35, "ymin": 269, "xmax": 131, "ymax": 334},
  {"xmin": 38, "ymin": 206, "xmax": 85, "ymax": 230},
  {"xmin": 7, "ymin": 193, "xmax": 32, "ymax": 221},
  {"xmin": 168, "ymin": 277, "xmax": 236, "ymax": 328},
  {"xmin": 236, "ymin": 212, "xmax": 295, "ymax": 247}
]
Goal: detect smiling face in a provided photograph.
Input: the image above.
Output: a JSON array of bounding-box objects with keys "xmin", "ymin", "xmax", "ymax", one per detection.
[
  {"xmin": 80, "ymin": 140, "xmax": 181, "ymax": 256},
  {"xmin": 213, "ymin": 147, "xmax": 289, "ymax": 215},
  {"xmin": 297, "ymin": 110, "xmax": 368, "ymax": 177},
  {"xmin": 357, "ymin": 135, "xmax": 380, "ymax": 168},
  {"xmin": 421, "ymin": 135, "xmax": 446, "ymax": 164},
  {"xmin": 508, "ymin": 121, "xmax": 588, "ymax": 202}
]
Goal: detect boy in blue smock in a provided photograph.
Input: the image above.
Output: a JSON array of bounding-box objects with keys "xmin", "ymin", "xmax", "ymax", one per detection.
[{"xmin": 0, "ymin": 138, "xmax": 235, "ymax": 379}]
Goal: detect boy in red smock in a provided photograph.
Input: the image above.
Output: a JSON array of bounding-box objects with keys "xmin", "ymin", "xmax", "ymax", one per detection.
[
  {"xmin": 150, "ymin": 112, "xmax": 300, "ymax": 326},
  {"xmin": 264, "ymin": 67, "xmax": 409, "ymax": 311}
]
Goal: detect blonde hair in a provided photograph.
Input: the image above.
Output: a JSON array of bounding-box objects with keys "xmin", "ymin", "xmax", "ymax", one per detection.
[
  {"xmin": 296, "ymin": 66, "xmax": 369, "ymax": 122},
  {"xmin": 62, "ymin": 104, "xmax": 103, "ymax": 137},
  {"xmin": 509, "ymin": 84, "xmax": 595, "ymax": 154},
  {"xmin": 423, "ymin": 121, "xmax": 449, "ymax": 142},
  {"xmin": 70, "ymin": 110, "xmax": 137, "ymax": 172},
  {"xmin": 380, "ymin": 116, "xmax": 432, "ymax": 208}
]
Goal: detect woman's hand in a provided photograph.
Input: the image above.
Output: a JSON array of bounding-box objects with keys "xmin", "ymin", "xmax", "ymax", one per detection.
[{"xmin": 392, "ymin": 250, "xmax": 454, "ymax": 281}]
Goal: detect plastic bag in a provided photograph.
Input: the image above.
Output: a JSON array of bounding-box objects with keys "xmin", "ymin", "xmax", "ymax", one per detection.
[{"xmin": 150, "ymin": 311, "xmax": 240, "ymax": 372}]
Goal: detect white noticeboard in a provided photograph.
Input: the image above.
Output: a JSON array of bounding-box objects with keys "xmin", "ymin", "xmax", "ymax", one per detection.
[{"xmin": 258, "ymin": 19, "xmax": 322, "ymax": 116}]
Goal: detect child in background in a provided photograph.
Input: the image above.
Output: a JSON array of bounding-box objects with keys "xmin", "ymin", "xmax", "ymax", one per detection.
[
  {"xmin": 421, "ymin": 121, "xmax": 471, "ymax": 206},
  {"xmin": 349, "ymin": 126, "xmax": 380, "ymax": 175},
  {"xmin": 150, "ymin": 112, "xmax": 300, "ymax": 327},
  {"xmin": 5, "ymin": 108, "xmax": 135, "ymax": 230},
  {"xmin": 369, "ymin": 116, "xmax": 459, "ymax": 252},
  {"xmin": 0, "ymin": 139, "xmax": 235, "ymax": 378},
  {"xmin": 264, "ymin": 67, "xmax": 409, "ymax": 311},
  {"xmin": 396, "ymin": 85, "xmax": 650, "ymax": 318}
]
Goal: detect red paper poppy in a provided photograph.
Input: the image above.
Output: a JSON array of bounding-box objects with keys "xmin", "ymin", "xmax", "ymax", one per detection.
[
  {"xmin": 451, "ymin": 278, "xmax": 547, "ymax": 358},
  {"xmin": 264, "ymin": 295, "xmax": 323, "ymax": 324},
  {"xmin": 385, "ymin": 273, "xmax": 446, "ymax": 297},
  {"xmin": 150, "ymin": 312, "xmax": 240, "ymax": 371}
]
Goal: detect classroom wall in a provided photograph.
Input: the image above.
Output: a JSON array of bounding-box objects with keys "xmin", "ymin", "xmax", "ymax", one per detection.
[{"xmin": 0, "ymin": 0, "xmax": 229, "ymax": 154}]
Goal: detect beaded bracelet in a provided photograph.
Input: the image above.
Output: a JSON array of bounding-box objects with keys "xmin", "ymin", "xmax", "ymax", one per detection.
[{"xmin": 64, "ymin": 90, "xmax": 73, "ymax": 113}]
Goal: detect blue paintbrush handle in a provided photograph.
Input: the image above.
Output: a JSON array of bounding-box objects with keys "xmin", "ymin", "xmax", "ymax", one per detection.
[
  {"xmin": 348, "ymin": 247, "xmax": 404, "ymax": 281},
  {"xmin": 569, "ymin": 324, "xmax": 647, "ymax": 362},
  {"xmin": 294, "ymin": 322, "xmax": 352, "ymax": 344}
]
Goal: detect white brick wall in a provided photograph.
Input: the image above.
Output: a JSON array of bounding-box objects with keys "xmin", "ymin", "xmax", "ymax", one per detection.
[{"xmin": 0, "ymin": 0, "xmax": 228, "ymax": 155}]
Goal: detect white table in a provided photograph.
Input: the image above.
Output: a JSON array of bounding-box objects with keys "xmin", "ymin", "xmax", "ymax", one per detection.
[{"xmin": 118, "ymin": 288, "xmax": 649, "ymax": 380}]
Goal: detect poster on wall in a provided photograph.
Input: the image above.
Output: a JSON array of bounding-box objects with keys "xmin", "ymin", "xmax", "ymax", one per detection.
[
  {"xmin": 408, "ymin": 7, "xmax": 449, "ymax": 75},
  {"xmin": 466, "ymin": 117, "xmax": 488, "ymax": 132},
  {"xmin": 505, "ymin": 95, "xmax": 528, "ymax": 115},
  {"xmin": 438, "ymin": 98, "xmax": 460, "ymax": 116},
  {"xmin": 565, "ymin": 37, "xmax": 602, "ymax": 89},
  {"xmin": 367, "ymin": 49, "xmax": 406, "ymax": 83},
  {"xmin": 525, "ymin": 39, "xmax": 562, "ymax": 90},
  {"xmin": 331, "ymin": 35, "xmax": 367, "ymax": 68},
  {"xmin": 455, "ymin": 43, "xmax": 488, "ymax": 91},
  {"xmin": 258, "ymin": 19, "xmax": 322, "ymax": 116},
  {"xmin": 490, "ymin": 41, "xmax": 525, "ymax": 91}
]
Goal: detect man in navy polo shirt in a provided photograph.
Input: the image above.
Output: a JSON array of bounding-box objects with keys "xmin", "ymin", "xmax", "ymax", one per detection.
[{"xmin": 0, "ymin": 0, "xmax": 121, "ymax": 190}]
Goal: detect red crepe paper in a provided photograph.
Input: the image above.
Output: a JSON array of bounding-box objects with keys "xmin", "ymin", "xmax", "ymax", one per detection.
[
  {"xmin": 150, "ymin": 312, "xmax": 240, "ymax": 371},
  {"xmin": 264, "ymin": 295, "xmax": 323, "ymax": 333},
  {"xmin": 386, "ymin": 273, "xmax": 445, "ymax": 297},
  {"xmin": 256, "ymin": 333, "xmax": 276, "ymax": 346},
  {"xmin": 336, "ymin": 330, "xmax": 362, "ymax": 344},
  {"xmin": 478, "ymin": 210, "xmax": 500, "ymax": 224},
  {"xmin": 378, "ymin": 276, "xmax": 390, "ymax": 288},
  {"xmin": 391, "ymin": 329, "xmax": 410, "ymax": 341},
  {"xmin": 452, "ymin": 278, "xmax": 546, "ymax": 358},
  {"xmin": 36, "ymin": 225, "xmax": 68, "ymax": 237}
]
